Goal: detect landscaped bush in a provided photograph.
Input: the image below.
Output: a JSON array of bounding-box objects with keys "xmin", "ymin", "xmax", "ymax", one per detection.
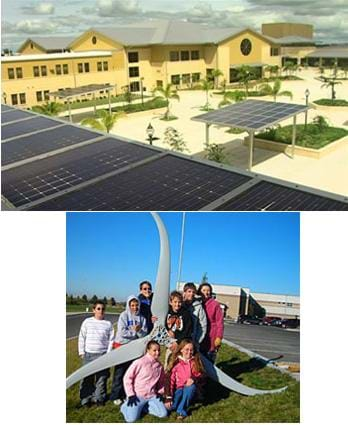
[
  {"xmin": 111, "ymin": 98, "xmax": 167, "ymax": 113},
  {"xmin": 257, "ymin": 120, "xmax": 348, "ymax": 149},
  {"xmin": 313, "ymin": 98, "xmax": 348, "ymax": 107}
]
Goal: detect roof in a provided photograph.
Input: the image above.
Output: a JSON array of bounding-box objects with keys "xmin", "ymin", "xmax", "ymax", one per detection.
[
  {"xmin": 19, "ymin": 36, "xmax": 75, "ymax": 52},
  {"xmin": 306, "ymin": 47, "xmax": 348, "ymax": 58},
  {"xmin": 2, "ymin": 104, "xmax": 347, "ymax": 212},
  {"xmin": 50, "ymin": 84, "xmax": 114, "ymax": 99},
  {"xmin": 265, "ymin": 35, "xmax": 315, "ymax": 45},
  {"xmin": 1, "ymin": 51, "xmax": 112, "ymax": 62}
]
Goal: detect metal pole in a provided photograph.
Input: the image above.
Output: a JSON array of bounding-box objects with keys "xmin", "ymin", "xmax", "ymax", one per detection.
[
  {"xmin": 93, "ymin": 92, "xmax": 96, "ymax": 115},
  {"xmin": 291, "ymin": 115, "xmax": 297, "ymax": 159},
  {"xmin": 305, "ymin": 95, "xmax": 308, "ymax": 129},
  {"xmin": 149, "ymin": 135, "xmax": 153, "ymax": 145},
  {"xmin": 108, "ymin": 90, "xmax": 111, "ymax": 114},
  {"xmin": 177, "ymin": 212, "xmax": 186, "ymax": 288},
  {"xmin": 68, "ymin": 98, "xmax": 72, "ymax": 123},
  {"xmin": 248, "ymin": 131, "xmax": 254, "ymax": 171},
  {"xmin": 205, "ymin": 123, "xmax": 210, "ymax": 145}
]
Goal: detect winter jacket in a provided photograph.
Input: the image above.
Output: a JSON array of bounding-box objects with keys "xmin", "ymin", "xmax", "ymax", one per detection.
[
  {"xmin": 138, "ymin": 292, "xmax": 153, "ymax": 333},
  {"xmin": 201, "ymin": 297, "xmax": 224, "ymax": 352},
  {"xmin": 169, "ymin": 357, "xmax": 202, "ymax": 395},
  {"xmin": 165, "ymin": 306, "xmax": 192, "ymax": 343},
  {"xmin": 184, "ymin": 297, "xmax": 207, "ymax": 344},
  {"xmin": 123, "ymin": 353, "xmax": 166, "ymax": 399},
  {"xmin": 115, "ymin": 295, "xmax": 147, "ymax": 344}
]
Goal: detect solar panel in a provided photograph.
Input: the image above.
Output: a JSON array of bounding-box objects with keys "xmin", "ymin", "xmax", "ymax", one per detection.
[
  {"xmin": 2, "ymin": 125, "xmax": 100, "ymax": 166},
  {"xmin": 1, "ymin": 109, "xmax": 35, "ymax": 124},
  {"xmin": 192, "ymin": 99, "xmax": 308, "ymax": 131},
  {"xmin": 1, "ymin": 116, "xmax": 62, "ymax": 140},
  {"xmin": 28, "ymin": 155, "xmax": 251, "ymax": 211},
  {"xmin": 1, "ymin": 104, "xmax": 15, "ymax": 113},
  {"xmin": 2, "ymin": 138, "xmax": 160, "ymax": 207},
  {"xmin": 215, "ymin": 181, "xmax": 348, "ymax": 211}
]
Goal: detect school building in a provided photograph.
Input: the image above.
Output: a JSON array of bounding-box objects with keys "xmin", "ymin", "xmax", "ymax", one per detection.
[
  {"xmin": 1, "ymin": 19, "xmax": 320, "ymax": 108},
  {"xmin": 177, "ymin": 282, "xmax": 300, "ymax": 321}
]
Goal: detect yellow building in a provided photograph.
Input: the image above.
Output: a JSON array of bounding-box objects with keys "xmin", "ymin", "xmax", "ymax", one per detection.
[{"xmin": 2, "ymin": 19, "xmax": 282, "ymax": 108}]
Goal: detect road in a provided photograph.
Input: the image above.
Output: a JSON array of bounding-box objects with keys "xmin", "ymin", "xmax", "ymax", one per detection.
[{"xmin": 66, "ymin": 315, "xmax": 299, "ymax": 363}]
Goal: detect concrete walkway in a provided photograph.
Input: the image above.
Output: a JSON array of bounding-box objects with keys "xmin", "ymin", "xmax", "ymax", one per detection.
[{"xmin": 77, "ymin": 68, "xmax": 347, "ymax": 196}]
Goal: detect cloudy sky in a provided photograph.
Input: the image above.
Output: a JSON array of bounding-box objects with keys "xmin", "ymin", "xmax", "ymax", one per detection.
[{"xmin": 2, "ymin": 0, "xmax": 348, "ymax": 50}]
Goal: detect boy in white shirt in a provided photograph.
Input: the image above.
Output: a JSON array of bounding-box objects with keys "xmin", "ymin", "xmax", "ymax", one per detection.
[{"xmin": 78, "ymin": 300, "xmax": 114, "ymax": 407}]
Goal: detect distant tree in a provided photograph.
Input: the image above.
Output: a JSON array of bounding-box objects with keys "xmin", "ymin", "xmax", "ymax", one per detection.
[
  {"xmin": 122, "ymin": 85, "xmax": 133, "ymax": 105},
  {"xmin": 265, "ymin": 65, "xmax": 280, "ymax": 78},
  {"xmin": 312, "ymin": 115, "xmax": 329, "ymax": 131},
  {"xmin": 259, "ymin": 79, "xmax": 293, "ymax": 101},
  {"xmin": 82, "ymin": 294, "xmax": 88, "ymax": 303},
  {"xmin": 321, "ymin": 78, "xmax": 342, "ymax": 101},
  {"xmin": 199, "ymin": 77, "xmax": 214, "ymax": 110},
  {"xmin": 109, "ymin": 297, "xmax": 116, "ymax": 306},
  {"xmin": 103, "ymin": 296, "xmax": 108, "ymax": 305},
  {"xmin": 33, "ymin": 101, "xmax": 63, "ymax": 116},
  {"xmin": 236, "ymin": 65, "xmax": 256, "ymax": 96},
  {"xmin": 211, "ymin": 69, "xmax": 224, "ymax": 90},
  {"xmin": 90, "ymin": 295, "xmax": 98, "ymax": 304},
  {"xmin": 219, "ymin": 90, "xmax": 245, "ymax": 108},
  {"xmin": 201, "ymin": 272, "xmax": 209, "ymax": 284},
  {"xmin": 81, "ymin": 110, "xmax": 125, "ymax": 134},
  {"xmin": 163, "ymin": 127, "xmax": 188, "ymax": 152},
  {"xmin": 153, "ymin": 83, "xmax": 180, "ymax": 120},
  {"xmin": 282, "ymin": 61, "xmax": 296, "ymax": 77}
]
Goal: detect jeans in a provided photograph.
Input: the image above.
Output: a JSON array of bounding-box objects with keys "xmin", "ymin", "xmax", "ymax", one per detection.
[
  {"xmin": 79, "ymin": 352, "xmax": 110, "ymax": 405},
  {"xmin": 171, "ymin": 384, "xmax": 196, "ymax": 417},
  {"xmin": 121, "ymin": 396, "xmax": 167, "ymax": 422},
  {"xmin": 110, "ymin": 361, "xmax": 132, "ymax": 401}
]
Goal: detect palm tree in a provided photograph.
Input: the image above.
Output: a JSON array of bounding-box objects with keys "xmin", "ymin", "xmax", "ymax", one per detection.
[
  {"xmin": 236, "ymin": 65, "xmax": 256, "ymax": 97},
  {"xmin": 199, "ymin": 77, "xmax": 214, "ymax": 110},
  {"xmin": 153, "ymin": 83, "xmax": 180, "ymax": 120},
  {"xmin": 259, "ymin": 79, "xmax": 293, "ymax": 101},
  {"xmin": 33, "ymin": 101, "xmax": 63, "ymax": 116},
  {"xmin": 321, "ymin": 78, "xmax": 342, "ymax": 102},
  {"xmin": 265, "ymin": 65, "xmax": 280, "ymax": 78},
  {"xmin": 218, "ymin": 90, "xmax": 245, "ymax": 108},
  {"xmin": 282, "ymin": 61, "xmax": 296, "ymax": 77},
  {"xmin": 211, "ymin": 69, "xmax": 224, "ymax": 90},
  {"xmin": 81, "ymin": 109, "xmax": 125, "ymax": 133}
]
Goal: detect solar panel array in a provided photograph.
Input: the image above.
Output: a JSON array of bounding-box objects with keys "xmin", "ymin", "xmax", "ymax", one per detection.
[
  {"xmin": 193, "ymin": 99, "xmax": 308, "ymax": 131},
  {"xmin": 1, "ymin": 109, "xmax": 35, "ymax": 124},
  {"xmin": 2, "ymin": 104, "xmax": 347, "ymax": 211}
]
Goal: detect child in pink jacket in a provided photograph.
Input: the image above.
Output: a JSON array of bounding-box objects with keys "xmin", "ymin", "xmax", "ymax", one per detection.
[
  {"xmin": 165, "ymin": 339, "xmax": 205, "ymax": 419},
  {"xmin": 198, "ymin": 283, "xmax": 224, "ymax": 363},
  {"xmin": 120, "ymin": 340, "xmax": 167, "ymax": 423}
]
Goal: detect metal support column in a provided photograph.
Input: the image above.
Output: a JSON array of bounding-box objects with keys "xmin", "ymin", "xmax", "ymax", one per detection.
[
  {"xmin": 205, "ymin": 123, "xmax": 210, "ymax": 145},
  {"xmin": 248, "ymin": 131, "xmax": 254, "ymax": 171},
  {"xmin": 68, "ymin": 99, "xmax": 72, "ymax": 123},
  {"xmin": 108, "ymin": 90, "xmax": 111, "ymax": 114},
  {"xmin": 93, "ymin": 93, "xmax": 96, "ymax": 115},
  {"xmin": 291, "ymin": 115, "xmax": 297, "ymax": 159}
]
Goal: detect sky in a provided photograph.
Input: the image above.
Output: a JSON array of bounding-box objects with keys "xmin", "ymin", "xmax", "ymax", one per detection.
[
  {"xmin": 66, "ymin": 212, "xmax": 300, "ymax": 301},
  {"xmin": 1, "ymin": 0, "xmax": 348, "ymax": 51}
]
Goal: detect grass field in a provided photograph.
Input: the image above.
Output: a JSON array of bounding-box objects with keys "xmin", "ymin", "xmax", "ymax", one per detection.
[{"xmin": 66, "ymin": 337, "xmax": 300, "ymax": 422}]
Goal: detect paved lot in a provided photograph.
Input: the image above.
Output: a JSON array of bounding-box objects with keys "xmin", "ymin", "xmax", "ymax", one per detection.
[{"xmin": 66, "ymin": 315, "xmax": 300, "ymax": 363}]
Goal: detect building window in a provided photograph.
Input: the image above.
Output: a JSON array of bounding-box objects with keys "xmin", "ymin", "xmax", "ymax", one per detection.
[
  {"xmin": 19, "ymin": 93, "xmax": 26, "ymax": 104},
  {"xmin": 97, "ymin": 61, "xmax": 108, "ymax": 72},
  {"xmin": 103, "ymin": 61, "xmax": 108, "ymax": 71},
  {"xmin": 30, "ymin": 42, "xmax": 34, "ymax": 49},
  {"xmin": 8, "ymin": 68, "xmax": 15, "ymax": 79},
  {"xmin": 97, "ymin": 62, "xmax": 102, "ymax": 72},
  {"xmin": 191, "ymin": 50, "xmax": 200, "ymax": 60},
  {"xmin": 84, "ymin": 63, "xmax": 90, "ymax": 72},
  {"xmin": 36, "ymin": 91, "xmax": 43, "ymax": 102},
  {"xmin": 44, "ymin": 90, "xmax": 50, "ymax": 100},
  {"xmin": 128, "ymin": 52, "xmax": 139, "ymax": 63},
  {"xmin": 41, "ymin": 66, "xmax": 47, "ymax": 76},
  {"xmin": 56, "ymin": 64, "xmax": 62, "ymax": 75},
  {"xmin": 33, "ymin": 66, "xmax": 40, "ymax": 77},
  {"xmin": 180, "ymin": 51, "xmax": 189, "ymax": 61},
  {"xmin": 130, "ymin": 81, "xmax": 140, "ymax": 92},
  {"xmin": 156, "ymin": 80, "xmax": 163, "ymax": 87},
  {"xmin": 192, "ymin": 72, "xmax": 201, "ymax": 83},
  {"xmin": 171, "ymin": 74, "xmax": 180, "ymax": 85},
  {"xmin": 170, "ymin": 51, "xmax": 179, "ymax": 62},
  {"xmin": 270, "ymin": 47, "xmax": 279, "ymax": 56},
  {"xmin": 11, "ymin": 94, "xmax": 18, "ymax": 105},
  {"xmin": 78, "ymin": 63, "xmax": 83, "ymax": 73},
  {"xmin": 63, "ymin": 64, "xmax": 69, "ymax": 74},
  {"xmin": 182, "ymin": 73, "xmax": 190, "ymax": 84},
  {"xmin": 129, "ymin": 66, "xmax": 139, "ymax": 77},
  {"xmin": 16, "ymin": 67, "xmax": 23, "ymax": 78},
  {"xmin": 92, "ymin": 36, "xmax": 97, "ymax": 45}
]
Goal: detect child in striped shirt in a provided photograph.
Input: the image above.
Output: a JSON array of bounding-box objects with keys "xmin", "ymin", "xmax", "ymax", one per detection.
[{"xmin": 78, "ymin": 300, "xmax": 114, "ymax": 407}]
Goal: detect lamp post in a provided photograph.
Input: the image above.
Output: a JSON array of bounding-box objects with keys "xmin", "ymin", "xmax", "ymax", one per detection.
[
  {"xmin": 146, "ymin": 122, "xmax": 155, "ymax": 145},
  {"xmin": 140, "ymin": 77, "xmax": 144, "ymax": 107},
  {"xmin": 304, "ymin": 88, "xmax": 310, "ymax": 130}
]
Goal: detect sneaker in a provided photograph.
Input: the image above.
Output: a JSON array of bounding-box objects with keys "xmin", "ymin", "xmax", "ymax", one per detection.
[{"xmin": 113, "ymin": 399, "xmax": 123, "ymax": 406}]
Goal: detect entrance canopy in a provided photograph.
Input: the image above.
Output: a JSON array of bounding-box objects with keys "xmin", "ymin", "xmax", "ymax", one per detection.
[{"xmin": 192, "ymin": 99, "xmax": 309, "ymax": 170}]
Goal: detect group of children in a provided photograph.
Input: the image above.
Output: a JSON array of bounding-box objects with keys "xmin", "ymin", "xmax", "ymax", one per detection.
[{"xmin": 77, "ymin": 281, "xmax": 224, "ymax": 421}]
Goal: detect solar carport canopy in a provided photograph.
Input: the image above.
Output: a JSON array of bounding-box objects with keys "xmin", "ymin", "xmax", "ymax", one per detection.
[
  {"xmin": 192, "ymin": 99, "xmax": 308, "ymax": 132},
  {"xmin": 2, "ymin": 104, "xmax": 347, "ymax": 212}
]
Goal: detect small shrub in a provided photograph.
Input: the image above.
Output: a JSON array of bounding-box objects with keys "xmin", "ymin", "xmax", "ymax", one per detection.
[
  {"xmin": 163, "ymin": 127, "xmax": 188, "ymax": 152},
  {"xmin": 205, "ymin": 143, "xmax": 226, "ymax": 163}
]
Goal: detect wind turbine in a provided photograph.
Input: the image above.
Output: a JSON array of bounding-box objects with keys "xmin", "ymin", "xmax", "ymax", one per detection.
[{"xmin": 66, "ymin": 212, "xmax": 286, "ymax": 396}]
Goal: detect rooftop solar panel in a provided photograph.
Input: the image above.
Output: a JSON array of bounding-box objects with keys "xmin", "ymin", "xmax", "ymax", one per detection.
[
  {"xmin": 2, "ymin": 125, "xmax": 100, "ymax": 166},
  {"xmin": 215, "ymin": 181, "xmax": 348, "ymax": 211},
  {"xmin": 1, "ymin": 109, "xmax": 35, "ymax": 125},
  {"xmin": 28, "ymin": 155, "xmax": 251, "ymax": 211},
  {"xmin": 1, "ymin": 116, "xmax": 62, "ymax": 140},
  {"xmin": 2, "ymin": 138, "xmax": 160, "ymax": 208},
  {"xmin": 192, "ymin": 99, "xmax": 308, "ymax": 131}
]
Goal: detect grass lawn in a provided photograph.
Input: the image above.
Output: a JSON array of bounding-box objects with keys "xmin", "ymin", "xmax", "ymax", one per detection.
[
  {"xmin": 66, "ymin": 338, "xmax": 299, "ymax": 422},
  {"xmin": 257, "ymin": 124, "xmax": 348, "ymax": 149},
  {"xmin": 313, "ymin": 99, "xmax": 348, "ymax": 107}
]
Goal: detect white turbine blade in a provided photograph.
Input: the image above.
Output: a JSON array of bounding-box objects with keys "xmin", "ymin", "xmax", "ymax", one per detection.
[
  {"xmin": 150, "ymin": 212, "xmax": 170, "ymax": 326},
  {"xmin": 66, "ymin": 336, "xmax": 149, "ymax": 389},
  {"xmin": 201, "ymin": 355, "xmax": 287, "ymax": 396}
]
